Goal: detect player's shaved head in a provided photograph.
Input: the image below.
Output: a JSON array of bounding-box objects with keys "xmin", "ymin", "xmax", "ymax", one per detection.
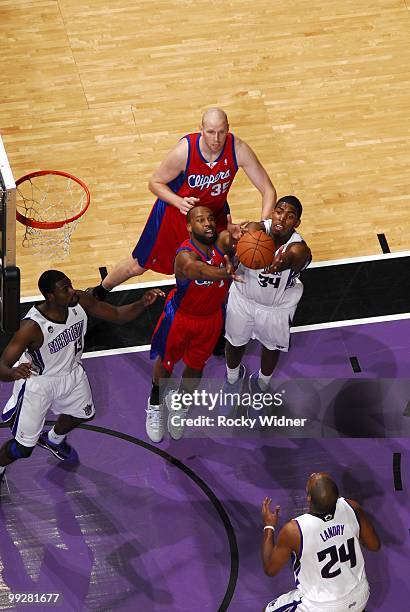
[
  {"xmin": 201, "ymin": 108, "xmax": 229, "ymax": 128},
  {"xmin": 186, "ymin": 205, "xmax": 213, "ymax": 224},
  {"xmin": 307, "ymin": 473, "xmax": 339, "ymax": 515},
  {"xmin": 38, "ymin": 270, "xmax": 67, "ymax": 297}
]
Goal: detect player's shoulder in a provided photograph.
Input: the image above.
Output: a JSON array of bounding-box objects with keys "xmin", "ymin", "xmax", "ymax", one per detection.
[
  {"xmin": 233, "ymin": 136, "xmax": 255, "ymax": 163},
  {"xmin": 167, "ymin": 135, "xmax": 190, "ymax": 162}
]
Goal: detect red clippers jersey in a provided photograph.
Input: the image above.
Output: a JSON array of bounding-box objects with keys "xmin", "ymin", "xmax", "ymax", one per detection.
[
  {"xmin": 169, "ymin": 239, "xmax": 229, "ymax": 316},
  {"xmin": 176, "ymin": 132, "xmax": 238, "ymax": 213}
]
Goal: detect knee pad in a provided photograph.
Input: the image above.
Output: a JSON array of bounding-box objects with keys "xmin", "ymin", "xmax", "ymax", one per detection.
[{"xmin": 6, "ymin": 439, "xmax": 35, "ymax": 460}]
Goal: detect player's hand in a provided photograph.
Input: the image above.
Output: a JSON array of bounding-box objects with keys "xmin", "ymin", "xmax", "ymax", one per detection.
[
  {"xmin": 266, "ymin": 245, "xmax": 286, "ymax": 274},
  {"xmin": 262, "ymin": 497, "xmax": 280, "ymax": 527},
  {"xmin": 11, "ymin": 363, "xmax": 32, "ymax": 380},
  {"xmin": 141, "ymin": 288, "xmax": 166, "ymax": 307},
  {"xmin": 226, "ymin": 214, "xmax": 249, "ymax": 241},
  {"xmin": 178, "ymin": 197, "xmax": 200, "ymax": 214},
  {"xmin": 224, "ymin": 254, "xmax": 244, "ymax": 283}
]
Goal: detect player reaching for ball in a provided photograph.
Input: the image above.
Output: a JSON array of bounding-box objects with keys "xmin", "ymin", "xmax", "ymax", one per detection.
[
  {"xmin": 146, "ymin": 206, "xmax": 242, "ymax": 443},
  {"xmin": 224, "ymin": 196, "xmax": 311, "ymax": 411}
]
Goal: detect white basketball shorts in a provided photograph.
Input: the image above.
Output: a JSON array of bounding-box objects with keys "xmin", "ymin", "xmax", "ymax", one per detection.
[
  {"xmin": 225, "ymin": 286, "xmax": 297, "ymax": 351},
  {"xmin": 2, "ymin": 364, "xmax": 95, "ymax": 447},
  {"xmin": 265, "ymin": 585, "xmax": 369, "ymax": 612}
]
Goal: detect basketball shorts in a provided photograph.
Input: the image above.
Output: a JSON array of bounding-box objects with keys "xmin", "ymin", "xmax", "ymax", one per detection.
[
  {"xmin": 265, "ymin": 585, "xmax": 369, "ymax": 612},
  {"xmin": 225, "ymin": 286, "xmax": 297, "ymax": 351},
  {"xmin": 150, "ymin": 307, "xmax": 224, "ymax": 372},
  {"xmin": 2, "ymin": 364, "xmax": 95, "ymax": 447},
  {"xmin": 132, "ymin": 198, "xmax": 229, "ymax": 275}
]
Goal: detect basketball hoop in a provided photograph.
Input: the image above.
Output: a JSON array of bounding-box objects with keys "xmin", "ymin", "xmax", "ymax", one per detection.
[{"xmin": 16, "ymin": 170, "xmax": 90, "ymax": 259}]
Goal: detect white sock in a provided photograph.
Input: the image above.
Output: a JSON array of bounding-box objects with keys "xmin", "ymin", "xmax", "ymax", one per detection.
[
  {"xmin": 258, "ymin": 370, "xmax": 272, "ymax": 390},
  {"xmin": 48, "ymin": 428, "xmax": 65, "ymax": 445},
  {"xmin": 0, "ymin": 466, "xmax": 5, "ymax": 474},
  {"xmin": 226, "ymin": 365, "xmax": 240, "ymax": 384}
]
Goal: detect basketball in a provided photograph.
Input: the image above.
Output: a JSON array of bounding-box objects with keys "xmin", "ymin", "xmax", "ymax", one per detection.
[{"xmin": 236, "ymin": 229, "xmax": 275, "ymax": 269}]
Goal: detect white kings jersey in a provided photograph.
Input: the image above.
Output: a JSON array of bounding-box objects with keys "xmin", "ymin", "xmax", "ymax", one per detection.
[
  {"xmin": 293, "ymin": 498, "xmax": 369, "ymax": 608},
  {"xmin": 18, "ymin": 304, "xmax": 87, "ymax": 377},
  {"xmin": 234, "ymin": 219, "xmax": 310, "ymax": 308}
]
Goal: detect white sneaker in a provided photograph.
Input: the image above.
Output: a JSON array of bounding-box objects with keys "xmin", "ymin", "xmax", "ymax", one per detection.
[
  {"xmin": 165, "ymin": 390, "xmax": 189, "ymax": 440},
  {"xmin": 145, "ymin": 401, "xmax": 165, "ymax": 443}
]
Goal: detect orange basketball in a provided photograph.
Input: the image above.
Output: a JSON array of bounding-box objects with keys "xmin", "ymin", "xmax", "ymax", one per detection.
[{"xmin": 236, "ymin": 229, "xmax": 275, "ymax": 269}]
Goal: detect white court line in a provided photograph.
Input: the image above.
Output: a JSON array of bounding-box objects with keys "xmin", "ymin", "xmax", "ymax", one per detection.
[
  {"xmin": 81, "ymin": 311, "xmax": 410, "ymax": 359},
  {"xmin": 20, "ymin": 251, "xmax": 410, "ymax": 302},
  {"xmin": 82, "ymin": 344, "xmax": 150, "ymax": 359}
]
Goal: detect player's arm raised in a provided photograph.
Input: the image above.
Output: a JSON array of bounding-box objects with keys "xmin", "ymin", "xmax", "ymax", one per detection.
[
  {"xmin": 148, "ymin": 139, "xmax": 199, "ymax": 214},
  {"xmin": 78, "ymin": 289, "xmax": 165, "ymax": 324},
  {"xmin": 0, "ymin": 320, "xmax": 43, "ymax": 382},
  {"xmin": 261, "ymin": 498, "xmax": 298, "ymax": 576},
  {"xmin": 268, "ymin": 242, "xmax": 312, "ymax": 274},
  {"xmin": 235, "ymin": 138, "xmax": 277, "ymax": 220},
  {"xmin": 346, "ymin": 499, "xmax": 381, "ymax": 552},
  {"xmin": 176, "ymin": 250, "xmax": 238, "ymax": 281}
]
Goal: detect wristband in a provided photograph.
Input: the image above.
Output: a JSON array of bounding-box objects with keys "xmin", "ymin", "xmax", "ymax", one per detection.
[{"xmin": 264, "ymin": 525, "xmax": 275, "ymax": 532}]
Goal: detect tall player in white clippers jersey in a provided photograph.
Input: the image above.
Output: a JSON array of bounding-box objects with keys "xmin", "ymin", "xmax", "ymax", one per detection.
[
  {"xmin": 262, "ymin": 473, "xmax": 381, "ymax": 612},
  {"xmin": 0, "ymin": 270, "xmax": 164, "ymax": 482},
  {"xmin": 224, "ymin": 196, "xmax": 311, "ymax": 400}
]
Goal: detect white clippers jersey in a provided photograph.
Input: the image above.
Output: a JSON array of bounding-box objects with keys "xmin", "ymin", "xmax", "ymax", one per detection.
[
  {"xmin": 234, "ymin": 220, "xmax": 309, "ymax": 308},
  {"xmin": 19, "ymin": 304, "xmax": 87, "ymax": 377},
  {"xmin": 293, "ymin": 498, "xmax": 368, "ymax": 607}
]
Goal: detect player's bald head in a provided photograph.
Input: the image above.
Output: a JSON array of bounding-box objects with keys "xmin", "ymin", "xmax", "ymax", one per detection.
[
  {"xmin": 201, "ymin": 107, "xmax": 229, "ymax": 129},
  {"xmin": 186, "ymin": 205, "xmax": 213, "ymax": 224},
  {"xmin": 307, "ymin": 473, "xmax": 339, "ymax": 515}
]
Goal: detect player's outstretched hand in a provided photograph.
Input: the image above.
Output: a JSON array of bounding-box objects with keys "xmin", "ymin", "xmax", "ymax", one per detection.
[
  {"xmin": 141, "ymin": 288, "xmax": 166, "ymax": 307},
  {"xmin": 262, "ymin": 497, "xmax": 280, "ymax": 527},
  {"xmin": 224, "ymin": 254, "xmax": 244, "ymax": 283},
  {"xmin": 226, "ymin": 214, "xmax": 249, "ymax": 241},
  {"xmin": 267, "ymin": 245, "xmax": 286, "ymax": 274},
  {"xmin": 12, "ymin": 363, "xmax": 32, "ymax": 380},
  {"xmin": 179, "ymin": 197, "xmax": 200, "ymax": 214}
]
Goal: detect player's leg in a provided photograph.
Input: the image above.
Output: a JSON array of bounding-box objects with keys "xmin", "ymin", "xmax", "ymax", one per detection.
[
  {"xmin": 147, "ymin": 306, "xmax": 187, "ymax": 442},
  {"xmin": 249, "ymin": 345, "xmax": 280, "ymax": 393},
  {"xmin": 89, "ymin": 256, "xmax": 145, "ymax": 299},
  {"xmin": 0, "ymin": 379, "xmax": 51, "ymax": 481},
  {"xmin": 146, "ymin": 357, "xmax": 172, "ymax": 443},
  {"xmin": 225, "ymin": 287, "xmax": 254, "ymax": 384},
  {"xmin": 38, "ymin": 366, "xmax": 95, "ymax": 461},
  {"xmin": 166, "ymin": 365, "xmax": 203, "ymax": 440},
  {"xmin": 0, "ymin": 439, "xmax": 35, "ymax": 483},
  {"xmin": 225, "ymin": 341, "xmax": 247, "ymax": 379},
  {"xmin": 250, "ymin": 305, "xmax": 291, "ymax": 393}
]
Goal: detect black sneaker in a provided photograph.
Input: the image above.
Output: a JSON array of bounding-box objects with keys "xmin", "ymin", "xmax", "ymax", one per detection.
[{"xmin": 37, "ymin": 431, "xmax": 79, "ymax": 462}]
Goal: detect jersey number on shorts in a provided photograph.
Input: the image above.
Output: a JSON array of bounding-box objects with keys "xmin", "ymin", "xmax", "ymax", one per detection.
[
  {"xmin": 317, "ymin": 537, "xmax": 357, "ymax": 578},
  {"xmin": 210, "ymin": 181, "xmax": 230, "ymax": 197}
]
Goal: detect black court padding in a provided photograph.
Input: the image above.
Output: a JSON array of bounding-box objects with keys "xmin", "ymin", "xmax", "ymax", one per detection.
[
  {"xmin": 99, "ymin": 266, "xmax": 108, "ymax": 280},
  {"xmin": 349, "ymin": 356, "xmax": 362, "ymax": 373},
  {"xmin": 393, "ymin": 453, "xmax": 403, "ymax": 491},
  {"xmin": 377, "ymin": 233, "xmax": 390, "ymax": 254},
  {"xmin": 3, "ymin": 255, "xmax": 410, "ymax": 353}
]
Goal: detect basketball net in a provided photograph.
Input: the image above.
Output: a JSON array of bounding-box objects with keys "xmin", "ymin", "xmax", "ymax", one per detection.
[{"xmin": 16, "ymin": 170, "xmax": 90, "ymax": 260}]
